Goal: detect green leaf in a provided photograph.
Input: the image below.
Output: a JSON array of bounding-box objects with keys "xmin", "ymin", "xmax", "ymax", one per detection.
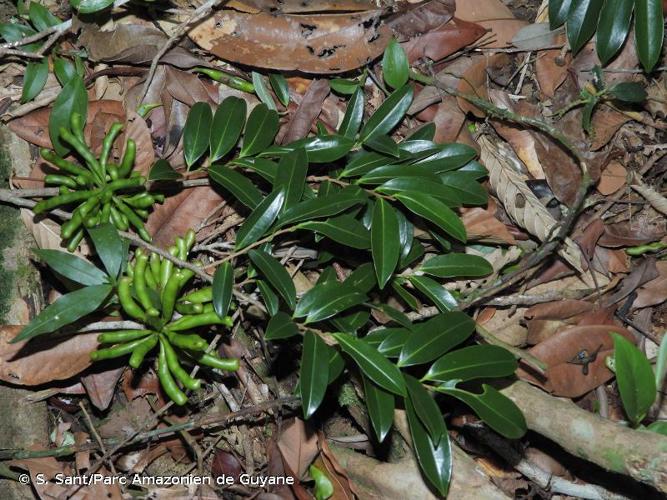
[
  {"xmin": 371, "ymin": 199, "xmax": 400, "ymax": 289},
  {"xmin": 49, "ymin": 74, "xmax": 87, "ymax": 156},
  {"xmin": 413, "ymin": 143, "xmax": 477, "ymax": 173},
  {"xmin": 257, "ymin": 280, "xmax": 279, "ymax": 315},
  {"xmin": 655, "ymin": 333, "xmax": 667, "ymax": 389},
  {"xmin": 299, "ymin": 215, "xmax": 371, "ymax": 249},
  {"xmin": 0, "ymin": 23, "xmax": 36, "ymax": 48},
  {"xmin": 549, "ymin": 0, "xmax": 572, "ymax": 28},
  {"xmin": 265, "ymin": 311, "xmax": 299, "ymax": 340},
  {"xmin": 69, "ymin": 0, "xmax": 115, "ymax": 14},
  {"xmin": 405, "ymin": 374, "xmax": 446, "ymax": 444},
  {"xmin": 396, "ymin": 192, "xmax": 467, "ymax": 242},
  {"xmin": 87, "ymin": 223, "xmax": 123, "ymax": 279},
  {"xmin": 240, "ymin": 104, "xmax": 280, "ymax": 157},
  {"xmin": 12, "ymin": 285, "xmax": 112, "ymax": 342},
  {"xmin": 436, "ymin": 385, "xmax": 526, "ymax": 439},
  {"xmin": 582, "ymin": 98, "xmax": 597, "ymax": 134},
  {"xmin": 334, "ymin": 333, "xmax": 406, "ymax": 396},
  {"xmin": 34, "ymin": 249, "xmax": 108, "ymax": 286},
  {"xmin": 607, "ymin": 82, "xmax": 648, "ymax": 103},
  {"xmin": 148, "ymin": 159, "xmax": 182, "ymax": 181},
  {"xmin": 364, "ymin": 134, "xmax": 400, "ymax": 157},
  {"xmin": 359, "ymin": 165, "xmax": 437, "ymax": 185},
  {"xmin": 21, "ymin": 59, "xmax": 48, "ymax": 104},
  {"xmin": 269, "ymin": 73, "xmax": 290, "ymax": 107},
  {"xmin": 330, "ymin": 309, "xmax": 369, "ymax": 334},
  {"xmin": 345, "ymin": 262, "xmax": 377, "ymax": 293},
  {"xmin": 566, "ymin": 0, "xmax": 604, "ymax": 55},
  {"xmin": 635, "ymin": 0, "xmax": 664, "ymax": 71},
  {"xmin": 424, "ymin": 345, "xmax": 518, "ymax": 383},
  {"xmin": 209, "ymin": 164, "xmax": 262, "ymax": 209},
  {"xmin": 53, "ymin": 58, "xmax": 76, "ymax": 86},
  {"xmin": 396, "ymin": 210, "xmax": 414, "ymax": 261},
  {"xmin": 363, "ymin": 375, "xmax": 395, "ymax": 442},
  {"xmin": 28, "ymin": 3, "xmax": 59, "ymax": 30},
  {"xmin": 382, "ymin": 38, "xmax": 409, "ymax": 89},
  {"xmin": 280, "ymin": 191, "xmax": 365, "ymax": 227},
  {"xmin": 273, "ymin": 148, "xmax": 308, "ymax": 209},
  {"xmin": 409, "ymin": 275, "xmax": 457, "ymax": 312},
  {"xmin": 612, "ymin": 332, "xmax": 657, "ymax": 426},
  {"xmin": 421, "ymin": 253, "xmax": 493, "ymax": 278},
  {"xmin": 376, "ymin": 177, "xmax": 460, "ymax": 207},
  {"xmin": 398, "ymin": 312, "xmax": 475, "ymax": 367},
  {"xmin": 309, "ymin": 465, "xmax": 334, "ymax": 500},
  {"xmin": 366, "ymin": 327, "xmax": 410, "ymax": 357},
  {"xmin": 232, "ymin": 157, "xmax": 277, "ymax": 182},
  {"xmin": 330, "ymin": 78, "xmax": 360, "ymax": 95},
  {"xmin": 252, "ymin": 71, "xmax": 277, "ymax": 110},
  {"xmin": 407, "ymin": 123, "xmax": 436, "ymax": 141},
  {"xmin": 301, "ymin": 331, "xmax": 330, "ymax": 418},
  {"xmin": 295, "ymin": 282, "xmax": 366, "ymax": 324},
  {"xmin": 235, "ymin": 190, "xmax": 285, "ymax": 249},
  {"xmin": 249, "ymin": 250, "xmax": 296, "ymax": 310},
  {"xmin": 288, "ymin": 135, "xmax": 355, "ymax": 163},
  {"xmin": 439, "ymin": 172, "xmax": 488, "ymax": 205},
  {"xmin": 340, "ymin": 151, "xmax": 390, "ymax": 178},
  {"xmin": 183, "ymin": 102, "xmax": 212, "ymax": 168},
  {"xmin": 328, "ymin": 349, "xmax": 346, "ymax": 382},
  {"xmin": 212, "ymin": 262, "xmax": 234, "ymax": 318},
  {"xmin": 405, "ymin": 397, "xmax": 451, "ymax": 497},
  {"xmin": 360, "ymin": 84, "xmax": 413, "ymax": 142},
  {"xmin": 647, "ymin": 421, "xmax": 667, "ymax": 435},
  {"xmin": 596, "ymin": 0, "xmax": 633, "ymax": 64},
  {"xmin": 210, "ymin": 96, "xmax": 246, "ymax": 162},
  {"xmin": 339, "ymin": 87, "xmax": 364, "ymax": 139}
]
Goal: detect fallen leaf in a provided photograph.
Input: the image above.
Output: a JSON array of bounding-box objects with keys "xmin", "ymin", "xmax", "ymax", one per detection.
[
  {"xmin": 596, "ymin": 160, "xmax": 627, "ymax": 195},
  {"xmin": 277, "ymin": 418, "xmax": 319, "ymax": 479},
  {"xmin": 634, "ymin": 261, "xmax": 667, "ymax": 309},
  {"xmin": 81, "ymin": 366, "xmax": 125, "ymax": 411},
  {"xmin": 524, "ymin": 300, "xmax": 596, "ymax": 345},
  {"xmin": 599, "ymin": 220, "xmax": 666, "ymax": 247},
  {"xmin": 401, "ymin": 18, "xmax": 486, "ymax": 63},
  {"xmin": 604, "ymin": 257, "xmax": 659, "ymax": 306},
  {"xmin": 282, "ymin": 79, "xmax": 330, "ymax": 144},
  {"xmin": 387, "ymin": 0, "xmax": 455, "ymax": 39},
  {"xmin": 98, "ymin": 398, "xmax": 153, "ymax": 439}
]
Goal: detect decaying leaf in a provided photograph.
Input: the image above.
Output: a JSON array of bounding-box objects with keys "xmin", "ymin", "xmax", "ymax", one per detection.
[{"xmin": 277, "ymin": 418, "xmax": 320, "ymax": 479}]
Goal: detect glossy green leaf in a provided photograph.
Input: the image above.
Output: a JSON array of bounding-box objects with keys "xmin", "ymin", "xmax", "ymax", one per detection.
[
  {"xmin": 376, "ymin": 177, "xmax": 460, "ymax": 207},
  {"xmin": 330, "ymin": 309, "xmax": 369, "ymax": 334},
  {"xmin": 53, "ymin": 58, "xmax": 76, "ymax": 86},
  {"xmin": 249, "ymin": 249, "xmax": 296, "ymax": 310},
  {"xmin": 396, "ymin": 192, "xmax": 467, "ymax": 242},
  {"xmin": 328, "ymin": 349, "xmax": 346, "ymax": 382},
  {"xmin": 235, "ymin": 189, "xmax": 285, "ymax": 250},
  {"xmin": 339, "ymin": 87, "xmax": 364, "ymax": 139},
  {"xmin": 459, "ymin": 160, "xmax": 489, "ymax": 179},
  {"xmin": 360, "ymin": 165, "xmax": 437, "ymax": 185},
  {"xmin": 301, "ymin": 331, "xmax": 330, "ymax": 418},
  {"xmin": 398, "ymin": 312, "xmax": 475, "ymax": 367},
  {"xmin": 405, "ymin": 374, "xmax": 446, "ymax": 444},
  {"xmin": 363, "ymin": 375, "xmax": 395, "ymax": 442},
  {"xmin": 252, "ymin": 71, "xmax": 276, "ymax": 110},
  {"xmin": 280, "ymin": 190, "xmax": 365, "ymax": 227},
  {"xmin": 269, "ymin": 73, "xmax": 290, "ymax": 107},
  {"xmin": 549, "ymin": 0, "xmax": 573, "ymax": 28},
  {"xmin": 210, "ymin": 96, "xmax": 246, "ymax": 162},
  {"xmin": 360, "ymin": 84, "xmax": 413, "ymax": 142},
  {"xmin": 400, "ymin": 240, "xmax": 425, "ymax": 269},
  {"xmin": 345, "ymin": 262, "xmax": 377, "ymax": 293},
  {"xmin": 148, "ymin": 159, "xmax": 181, "ymax": 181},
  {"xmin": 407, "ymin": 123, "xmax": 436, "ymax": 141},
  {"xmin": 28, "ymin": 3, "xmax": 60, "ymax": 30},
  {"xmin": 265, "ymin": 311, "xmax": 298, "ymax": 340},
  {"xmin": 647, "ymin": 421, "xmax": 667, "ymax": 435},
  {"xmin": 299, "ymin": 215, "xmax": 371, "ymax": 249},
  {"xmin": 273, "ymin": 148, "xmax": 307, "ymax": 210},
  {"xmin": 330, "ymin": 78, "xmax": 360, "ymax": 94},
  {"xmin": 295, "ymin": 282, "xmax": 366, "ymax": 324},
  {"xmin": 212, "ymin": 261, "xmax": 234, "ymax": 318},
  {"xmin": 309, "ymin": 464, "xmax": 334, "ymax": 500},
  {"xmin": 34, "ymin": 249, "xmax": 107, "ymax": 286},
  {"xmin": 612, "ymin": 332, "xmax": 656, "ymax": 425},
  {"xmin": 240, "ymin": 104, "xmax": 280, "ymax": 157},
  {"xmin": 373, "ymin": 304, "xmax": 413, "ymax": 328},
  {"xmin": 409, "ymin": 275, "xmax": 457, "ymax": 312},
  {"xmin": 413, "ymin": 144, "xmax": 477, "ymax": 173},
  {"xmin": 371, "ymin": 199, "xmax": 400, "ymax": 289},
  {"xmin": 596, "ymin": 0, "xmax": 633, "ymax": 64},
  {"xmin": 289, "ymin": 135, "xmax": 354, "ymax": 163},
  {"xmin": 257, "ymin": 280, "xmax": 279, "ymax": 315},
  {"xmin": 392, "ymin": 280, "xmax": 420, "ymax": 310},
  {"xmin": 184, "ymin": 102, "xmax": 212, "ymax": 168},
  {"xmin": 396, "ymin": 210, "xmax": 414, "ymax": 261},
  {"xmin": 655, "ymin": 333, "xmax": 667, "ymax": 389},
  {"xmin": 334, "ymin": 333, "xmax": 406, "ymax": 396},
  {"xmin": 0, "ymin": 23, "xmax": 36, "ymax": 46},
  {"xmin": 635, "ymin": 0, "xmax": 664, "ymax": 71},
  {"xmin": 566, "ymin": 0, "xmax": 604, "ymax": 55},
  {"xmin": 208, "ymin": 165, "xmax": 262, "ymax": 209},
  {"xmin": 424, "ymin": 345, "xmax": 517, "ymax": 383},
  {"xmin": 382, "ymin": 38, "xmax": 409, "ymax": 89},
  {"xmin": 340, "ymin": 151, "xmax": 390, "ymax": 178},
  {"xmin": 405, "ymin": 397, "xmax": 451, "ymax": 497},
  {"xmin": 607, "ymin": 82, "xmax": 648, "ymax": 103},
  {"xmin": 364, "ymin": 134, "xmax": 400, "ymax": 157},
  {"xmin": 49, "ymin": 74, "xmax": 87, "ymax": 156},
  {"xmin": 232, "ymin": 157, "xmax": 277, "ymax": 182},
  {"xmin": 87, "ymin": 223, "xmax": 123, "ymax": 280},
  {"xmin": 436, "ymin": 385, "xmax": 526, "ymax": 439},
  {"xmin": 374, "ymin": 328, "xmax": 410, "ymax": 357},
  {"xmin": 12, "ymin": 285, "xmax": 112, "ymax": 342},
  {"xmin": 439, "ymin": 172, "xmax": 488, "ymax": 205},
  {"xmin": 69, "ymin": 0, "xmax": 115, "ymax": 14},
  {"xmin": 21, "ymin": 59, "xmax": 48, "ymax": 104},
  {"xmin": 421, "ymin": 253, "xmax": 493, "ymax": 278}
]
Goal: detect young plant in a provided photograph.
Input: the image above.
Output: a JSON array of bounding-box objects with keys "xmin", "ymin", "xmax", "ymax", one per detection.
[{"xmin": 34, "ymin": 112, "xmax": 163, "ymax": 250}]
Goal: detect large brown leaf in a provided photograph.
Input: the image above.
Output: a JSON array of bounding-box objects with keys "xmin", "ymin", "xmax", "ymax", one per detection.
[
  {"xmin": 402, "ymin": 18, "xmax": 486, "ymax": 63},
  {"xmin": 387, "ymin": 0, "xmax": 455, "ymax": 39}
]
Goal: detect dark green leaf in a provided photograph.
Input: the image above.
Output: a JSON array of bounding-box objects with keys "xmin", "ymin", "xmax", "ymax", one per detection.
[
  {"xmin": 409, "ymin": 275, "xmax": 457, "ymax": 312},
  {"xmin": 12, "ymin": 285, "xmax": 112, "ymax": 342},
  {"xmin": 382, "ymin": 38, "xmax": 409, "ymax": 89},
  {"xmin": 257, "ymin": 280, "xmax": 279, "ymax": 315},
  {"xmin": 392, "ymin": 280, "xmax": 420, "ymax": 310},
  {"xmin": 280, "ymin": 190, "xmax": 365, "ymax": 227},
  {"xmin": 359, "ymin": 165, "xmax": 437, "ymax": 185},
  {"xmin": 421, "ymin": 253, "xmax": 493, "ymax": 278},
  {"xmin": 566, "ymin": 0, "xmax": 604, "ymax": 55},
  {"xmin": 400, "ymin": 240, "xmax": 425, "ymax": 269},
  {"xmin": 235, "ymin": 190, "xmax": 285, "ymax": 249},
  {"xmin": 87, "ymin": 223, "xmax": 122, "ymax": 279},
  {"xmin": 184, "ymin": 102, "xmax": 212, "ymax": 168},
  {"xmin": 232, "ymin": 157, "xmax": 277, "ymax": 182},
  {"xmin": 360, "ymin": 84, "xmax": 413, "ymax": 142},
  {"xmin": 436, "ymin": 385, "xmax": 526, "ymax": 439},
  {"xmin": 53, "ymin": 58, "xmax": 76, "ymax": 86},
  {"xmin": 148, "ymin": 159, "xmax": 182, "ymax": 181},
  {"xmin": 459, "ymin": 160, "xmax": 488, "ymax": 179},
  {"xmin": 439, "ymin": 172, "xmax": 487, "ymax": 205},
  {"xmin": 210, "ymin": 96, "xmax": 246, "ymax": 162},
  {"xmin": 301, "ymin": 331, "xmax": 330, "ymax": 418},
  {"xmin": 424, "ymin": 345, "xmax": 517, "ymax": 383},
  {"xmin": 212, "ymin": 262, "xmax": 234, "ymax": 318},
  {"xmin": 364, "ymin": 327, "xmax": 410, "ymax": 357},
  {"xmin": 363, "ymin": 375, "xmax": 395, "ymax": 442},
  {"xmin": 28, "ymin": 3, "xmax": 59, "ymax": 30},
  {"xmin": 273, "ymin": 148, "xmax": 307, "ymax": 210},
  {"xmin": 265, "ymin": 311, "xmax": 298, "ymax": 340},
  {"xmin": 0, "ymin": 23, "xmax": 36, "ymax": 45},
  {"xmin": 376, "ymin": 177, "xmax": 461, "ymax": 207},
  {"xmin": 413, "ymin": 144, "xmax": 477, "ymax": 173},
  {"xmin": 345, "ymin": 262, "xmax": 377, "ymax": 293},
  {"xmin": 328, "ymin": 349, "xmax": 346, "ymax": 382},
  {"xmin": 339, "ymin": 87, "xmax": 364, "ymax": 139},
  {"xmin": 334, "ymin": 333, "xmax": 406, "ymax": 396},
  {"xmin": 364, "ymin": 134, "xmax": 400, "ymax": 157},
  {"xmin": 396, "ymin": 210, "xmax": 414, "ymax": 261},
  {"xmin": 607, "ymin": 82, "xmax": 648, "ymax": 103},
  {"xmin": 340, "ymin": 151, "xmax": 390, "ymax": 178},
  {"xmin": 49, "ymin": 74, "xmax": 87, "ymax": 156},
  {"xmin": 299, "ymin": 215, "xmax": 371, "ymax": 249},
  {"xmin": 252, "ymin": 71, "xmax": 276, "ymax": 110},
  {"xmin": 371, "ymin": 199, "xmax": 400, "ymax": 289},
  {"xmin": 295, "ymin": 282, "xmax": 366, "ymax": 324},
  {"xmin": 330, "ymin": 309, "xmax": 370, "ymax": 334},
  {"xmin": 21, "ymin": 59, "xmax": 48, "ymax": 104},
  {"xmin": 34, "ymin": 249, "xmax": 107, "ymax": 286},
  {"xmin": 635, "ymin": 0, "xmax": 664, "ymax": 71},
  {"xmin": 396, "ymin": 192, "xmax": 467, "ymax": 242},
  {"xmin": 398, "ymin": 312, "xmax": 475, "ymax": 367},
  {"xmin": 373, "ymin": 304, "xmax": 413, "ymax": 328},
  {"xmin": 596, "ymin": 0, "xmax": 633, "ymax": 64},
  {"xmin": 407, "ymin": 123, "xmax": 436, "ymax": 141},
  {"xmin": 405, "ymin": 374, "xmax": 446, "ymax": 444},
  {"xmin": 209, "ymin": 165, "xmax": 262, "ymax": 209},
  {"xmin": 549, "ymin": 0, "xmax": 572, "ymax": 28},
  {"xmin": 240, "ymin": 104, "xmax": 280, "ymax": 157},
  {"xmin": 582, "ymin": 98, "xmax": 597, "ymax": 134},
  {"xmin": 269, "ymin": 73, "xmax": 290, "ymax": 107},
  {"xmin": 612, "ymin": 332, "xmax": 656, "ymax": 426},
  {"xmin": 288, "ymin": 135, "xmax": 355, "ymax": 163},
  {"xmin": 249, "ymin": 250, "xmax": 296, "ymax": 310},
  {"xmin": 69, "ymin": 0, "xmax": 115, "ymax": 14}
]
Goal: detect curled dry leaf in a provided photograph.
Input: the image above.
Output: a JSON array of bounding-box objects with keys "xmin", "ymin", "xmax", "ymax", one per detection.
[
  {"xmin": 401, "ymin": 18, "xmax": 486, "ymax": 63},
  {"xmin": 282, "ymin": 79, "xmax": 330, "ymax": 144},
  {"xmin": 632, "ymin": 178, "xmax": 667, "ymax": 216},
  {"xmin": 0, "ymin": 326, "xmax": 99, "ymax": 385},
  {"xmin": 603, "ymin": 257, "xmax": 659, "ymax": 307},
  {"xmin": 188, "ymin": 9, "xmax": 390, "ymax": 73}
]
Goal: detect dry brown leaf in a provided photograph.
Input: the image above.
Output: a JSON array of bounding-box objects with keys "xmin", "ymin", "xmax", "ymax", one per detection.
[
  {"xmin": 277, "ymin": 418, "xmax": 320, "ymax": 479},
  {"xmin": 387, "ymin": 0, "xmax": 455, "ymax": 39},
  {"xmin": 524, "ymin": 300, "xmax": 596, "ymax": 345},
  {"xmin": 535, "ymin": 46, "xmax": 570, "ymax": 97},
  {"xmin": 282, "ymin": 79, "xmax": 330, "ymax": 144},
  {"xmin": 596, "ymin": 160, "xmax": 627, "ymax": 195},
  {"xmin": 454, "ymin": 0, "xmax": 514, "ymax": 21},
  {"xmin": 98, "ymin": 397, "xmax": 153, "ymax": 439},
  {"xmin": 401, "ymin": 18, "xmax": 486, "ymax": 63},
  {"xmin": 317, "ymin": 431, "xmax": 357, "ymax": 499},
  {"xmin": 81, "ymin": 366, "xmax": 125, "ymax": 411},
  {"xmin": 604, "ymin": 257, "xmax": 659, "ymax": 306},
  {"xmin": 590, "ymin": 106, "xmax": 631, "ymax": 150},
  {"xmin": 634, "ymin": 261, "xmax": 667, "ymax": 309},
  {"xmin": 477, "ymin": 307, "xmax": 528, "ymax": 347},
  {"xmin": 599, "ymin": 219, "xmax": 666, "ymax": 247},
  {"xmin": 460, "ymin": 200, "xmax": 518, "ymax": 245},
  {"xmin": 632, "ymin": 179, "xmax": 667, "ymax": 216}
]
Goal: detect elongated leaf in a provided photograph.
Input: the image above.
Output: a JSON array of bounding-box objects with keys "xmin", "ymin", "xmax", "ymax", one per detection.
[
  {"xmin": 398, "ymin": 312, "xmax": 475, "ymax": 367},
  {"xmin": 184, "ymin": 102, "xmax": 212, "ymax": 167},
  {"xmin": 21, "ymin": 59, "xmax": 48, "ymax": 104},
  {"xmin": 360, "ymin": 165, "xmax": 437, "ymax": 185},
  {"xmin": 396, "ymin": 192, "xmax": 466, "ymax": 242},
  {"xmin": 436, "ymin": 385, "xmax": 526, "ymax": 439},
  {"xmin": 235, "ymin": 190, "xmax": 285, "ymax": 250},
  {"xmin": 149, "ymin": 159, "xmax": 182, "ymax": 181},
  {"xmin": 87, "ymin": 223, "xmax": 123, "ymax": 279},
  {"xmin": 49, "ymin": 74, "xmax": 87, "ymax": 156},
  {"xmin": 656, "ymin": 333, "xmax": 667, "ymax": 389},
  {"xmin": 273, "ymin": 148, "xmax": 307, "ymax": 209},
  {"xmin": 212, "ymin": 262, "xmax": 234, "ymax": 318},
  {"xmin": 252, "ymin": 71, "xmax": 277, "ymax": 110},
  {"xmin": 265, "ymin": 311, "xmax": 299, "ymax": 340},
  {"xmin": 612, "ymin": 332, "xmax": 656, "ymax": 425},
  {"xmin": 409, "ymin": 275, "xmax": 457, "ymax": 312},
  {"xmin": 607, "ymin": 82, "xmax": 648, "ymax": 102},
  {"xmin": 596, "ymin": 0, "xmax": 633, "ymax": 64},
  {"xmin": 330, "ymin": 78, "xmax": 360, "ymax": 95},
  {"xmin": 360, "ymin": 84, "xmax": 413, "ymax": 141},
  {"xmin": 363, "ymin": 375, "xmax": 395, "ymax": 442},
  {"xmin": 34, "ymin": 249, "xmax": 108, "ymax": 286},
  {"xmin": 364, "ymin": 134, "xmax": 399, "ymax": 157},
  {"xmin": 405, "ymin": 374, "xmax": 446, "ymax": 444},
  {"xmin": 299, "ymin": 215, "xmax": 371, "ymax": 249},
  {"xmin": 210, "ymin": 96, "xmax": 246, "ymax": 162},
  {"xmin": 339, "ymin": 87, "xmax": 364, "ymax": 139},
  {"xmin": 70, "ymin": 0, "xmax": 115, "ymax": 14},
  {"xmin": 288, "ymin": 135, "xmax": 354, "ymax": 163},
  {"xmin": 340, "ymin": 151, "xmax": 391, "ymax": 178},
  {"xmin": 413, "ymin": 144, "xmax": 477, "ymax": 173},
  {"xmin": 301, "ymin": 331, "xmax": 330, "ymax": 418},
  {"xmin": 28, "ymin": 3, "xmax": 60, "ymax": 30},
  {"xmin": 405, "ymin": 397, "xmax": 451, "ymax": 497},
  {"xmin": 424, "ymin": 345, "xmax": 517, "ymax": 383},
  {"xmin": 240, "ymin": 104, "xmax": 279, "ymax": 157},
  {"xmin": 208, "ymin": 165, "xmax": 262, "ymax": 209},
  {"xmin": 279, "ymin": 191, "xmax": 365, "ymax": 227},
  {"xmin": 549, "ymin": 0, "xmax": 573, "ymax": 28},
  {"xmin": 376, "ymin": 177, "xmax": 460, "ymax": 207},
  {"xmin": 298, "ymin": 284, "xmax": 366, "ymax": 324},
  {"xmin": 566, "ymin": 0, "xmax": 604, "ymax": 54},
  {"xmin": 345, "ymin": 262, "xmax": 377, "ymax": 293},
  {"xmin": 53, "ymin": 58, "xmax": 76, "ymax": 86},
  {"xmin": 269, "ymin": 73, "xmax": 290, "ymax": 107},
  {"xmin": 257, "ymin": 280, "xmax": 279, "ymax": 315},
  {"xmin": 328, "ymin": 349, "xmax": 346, "ymax": 382},
  {"xmin": 232, "ymin": 157, "xmax": 277, "ymax": 182},
  {"xmin": 334, "ymin": 333, "xmax": 406, "ymax": 396},
  {"xmin": 382, "ymin": 38, "xmax": 409, "ymax": 89},
  {"xmin": 331, "ymin": 309, "xmax": 370, "ymax": 333},
  {"xmin": 13, "ymin": 285, "xmax": 112, "ymax": 342},
  {"xmin": 371, "ymin": 199, "xmax": 400, "ymax": 289},
  {"xmin": 407, "ymin": 123, "xmax": 436, "ymax": 141},
  {"xmin": 364, "ymin": 327, "xmax": 410, "ymax": 357},
  {"xmin": 421, "ymin": 254, "xmax": 493, "ymax": 278},
  {"xmin": 635, "ymin": 0, "xmax": 664, "ymax": 71},
  {"xmin": 249, "ymin": 249, "xmax": 296, "ymax": 310},
  {"xmin": 439, "ymin": 172, "xmax": 488, "ymax": 205}
]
